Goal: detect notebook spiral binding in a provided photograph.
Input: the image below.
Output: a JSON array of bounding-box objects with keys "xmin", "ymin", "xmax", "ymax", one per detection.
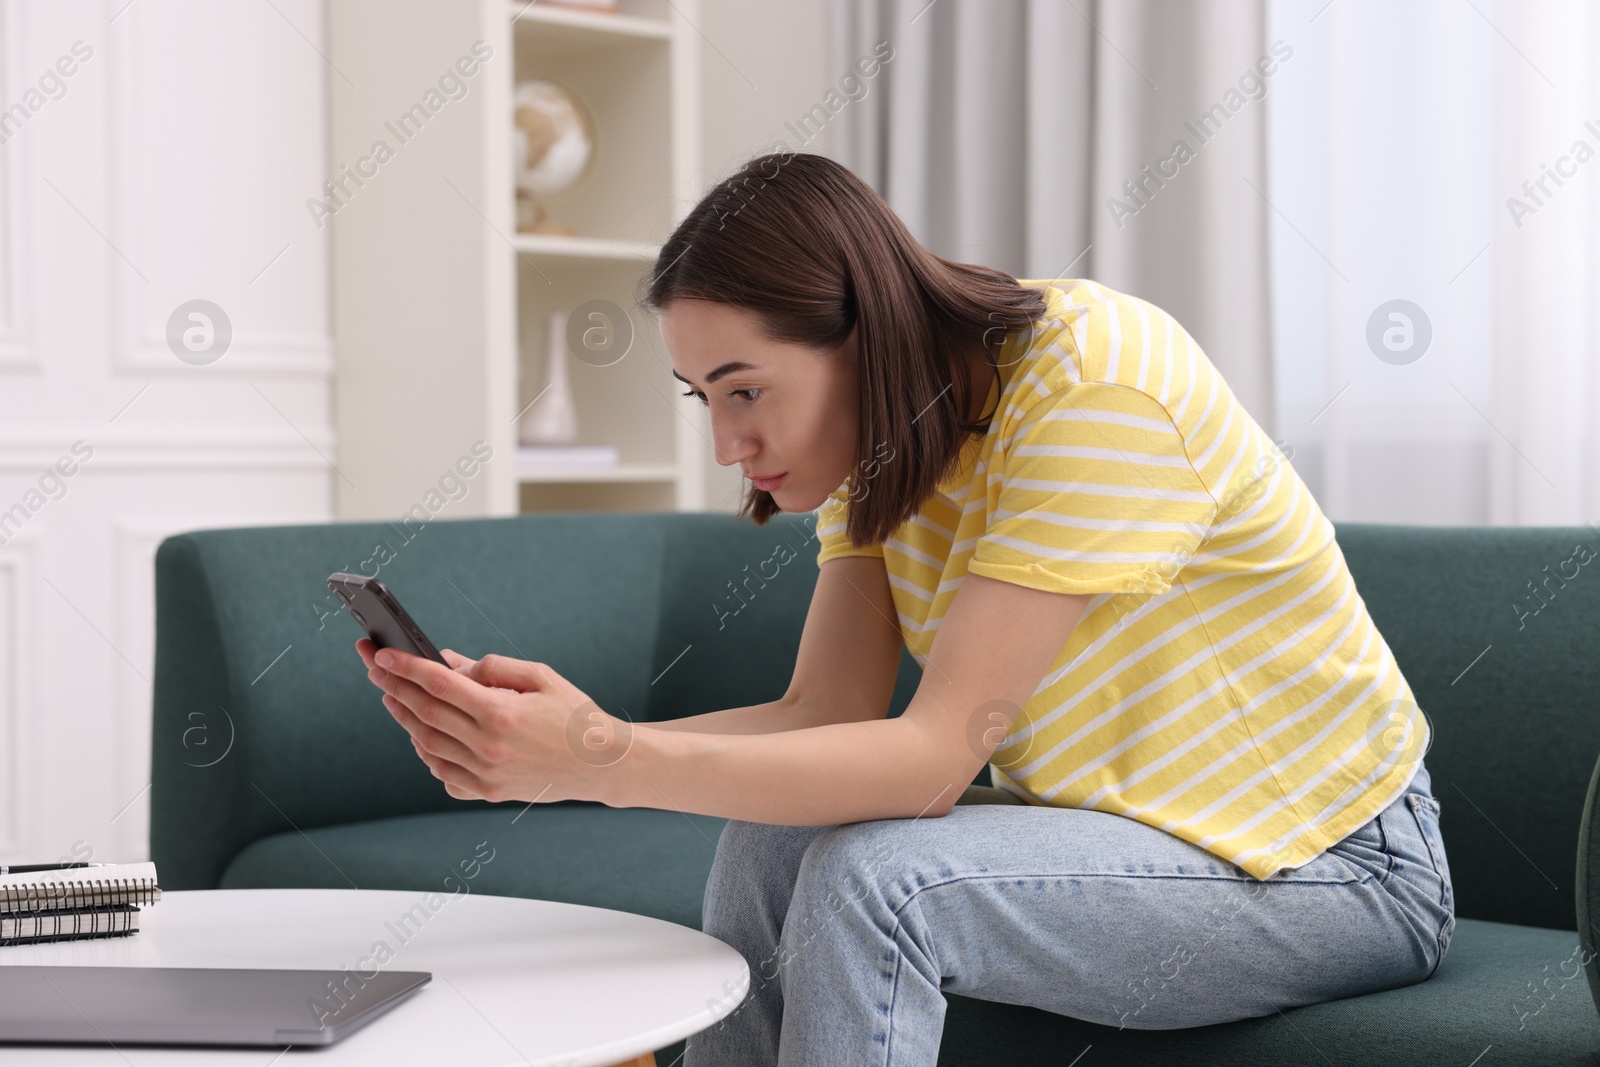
[
  {"xmin": 1, "ymin": 877, "xmax": 161, "ymax": 914},
  {"xmin": 1, "ymin": 905, "xmax": 140, "ymax": 946}
]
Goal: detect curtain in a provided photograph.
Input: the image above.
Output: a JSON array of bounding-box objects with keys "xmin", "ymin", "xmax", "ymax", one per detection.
[
  {"xmin": 827, "ymin": 0, "xmax": 1277, "ymax": 433},
  {"xmin": 1262, "ymin": 0, "xmax": 1599, "ymax": 526},
  {"xmin": 1488, "ymin": 0, "xmax": 1600, "ymax": 526}
]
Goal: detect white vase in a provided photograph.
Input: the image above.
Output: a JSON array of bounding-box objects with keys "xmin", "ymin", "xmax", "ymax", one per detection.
[{"xmin": 519, "ymin": 308, "xmax": 579, "ymax": 445}]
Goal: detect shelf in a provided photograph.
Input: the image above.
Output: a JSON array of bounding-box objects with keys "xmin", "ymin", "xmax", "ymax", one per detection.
[
  {"xmin": 510, "ymin": 233, "xmax": 661, "ymax": 262},
  {"xmin": 517, "ymin": 461, "xmax": 680, "ymax": 483},
  {"xmin": 508, "ymin": 2, "xmax": 672, "ymax": 46},
  {"xmin": 325, "ymin": 0, "xmax": 702, "ymax": 519}
]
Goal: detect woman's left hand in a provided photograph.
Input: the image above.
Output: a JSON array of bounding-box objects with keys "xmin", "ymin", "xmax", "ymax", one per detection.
[{"xmin": 365, "ymin": 647, "xmax": 625, "ymax": 805}]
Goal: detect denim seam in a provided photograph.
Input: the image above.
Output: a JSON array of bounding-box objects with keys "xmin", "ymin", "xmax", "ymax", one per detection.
[
  {"xmin": 1404, "ymin": 796, "xmax": 1447, "ymax": 892},
  {"xmin": 1404, "ymin": 794, "xmax": 1452, "ymax": 980},
  {"xmin": 889, "ymin": 870, "xmax": 1367, "ymax": 903},
  {"xmin": 1374, "ymin": 805, "xmax": 1396, "ymax": 887},
  {"xmin": 883, "ymin": 939, "xmax": 904, "ymax": 1067}
]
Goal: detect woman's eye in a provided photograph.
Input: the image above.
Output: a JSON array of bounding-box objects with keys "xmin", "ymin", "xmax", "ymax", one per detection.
[{"xmin": 681, "ymin": 388, "xmax": 760, "ymax": 405}]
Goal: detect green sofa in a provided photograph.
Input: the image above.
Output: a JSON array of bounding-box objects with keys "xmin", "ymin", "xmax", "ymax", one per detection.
[{"xmin": 151, "ymin": 512, "xmax": 1600, "ymax": 1064}]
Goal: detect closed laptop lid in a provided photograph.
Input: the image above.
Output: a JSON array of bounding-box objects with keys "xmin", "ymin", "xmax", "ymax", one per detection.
[{"xmin": 0, "ymin": 965, "xmax": 431, "ymax": 1047}]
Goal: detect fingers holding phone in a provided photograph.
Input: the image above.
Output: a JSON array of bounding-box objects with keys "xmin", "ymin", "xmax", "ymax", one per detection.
[
  {"xmin": 360, "ymin": 640, "xmax": 514, "ymax": 710},
  {"xmin": 357, "ymin": 637, "xmax": 477, "ymax": 675}
]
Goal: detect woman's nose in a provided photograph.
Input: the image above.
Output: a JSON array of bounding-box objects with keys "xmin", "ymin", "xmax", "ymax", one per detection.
[{"xmin": 711, "ymin": 423, "xmax": 757, "ymax": 467}]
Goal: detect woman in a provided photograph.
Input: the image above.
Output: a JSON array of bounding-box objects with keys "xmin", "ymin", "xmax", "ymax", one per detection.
[{"xmin": 357, "ymin": 152, "xmax": 1455, "ymax": 1065}]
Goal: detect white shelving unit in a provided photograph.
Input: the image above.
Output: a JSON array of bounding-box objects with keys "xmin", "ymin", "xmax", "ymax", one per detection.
[{"xmin": 327, "ymin": 0, "xmax": 707, "ymax": 520}]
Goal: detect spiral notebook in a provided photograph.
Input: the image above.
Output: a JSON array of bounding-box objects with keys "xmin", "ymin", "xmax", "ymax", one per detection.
[
  {"xmin": 1, "ymin": 905, "xmax": 141, "ymax": 945},
  {"xmin": 0, "ymin": 862, "xmax": 161, "ymax": 914}
]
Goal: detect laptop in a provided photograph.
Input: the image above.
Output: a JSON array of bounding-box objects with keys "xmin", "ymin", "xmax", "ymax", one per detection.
[{"xmin": 0, "ymin": 965, "xmax": 431, "ymax": 1047}]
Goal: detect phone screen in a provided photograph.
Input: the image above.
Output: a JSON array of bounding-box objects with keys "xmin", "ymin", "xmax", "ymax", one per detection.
[{"xmin": 327, "ymin": 572, "xmax": 448, "ymax": 665}]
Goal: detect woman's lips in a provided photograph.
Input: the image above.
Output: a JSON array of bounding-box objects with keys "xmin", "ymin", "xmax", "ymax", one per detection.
[{"xmin": 751, "ymin": 473, "xmax": 787, "ymax": 491}]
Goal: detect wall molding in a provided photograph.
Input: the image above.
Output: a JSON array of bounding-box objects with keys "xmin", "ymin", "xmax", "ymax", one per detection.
[
  {"xmin": 0, "ymin": 1, "xmax": 38, "ymax": 373},
  {"xmin": 120, "ymin": 336, "xmax": 335, "ymax": 377},
  {"xmin": 0, "ymin": 424, "xmax": 340, "ymax": 470},
  {"xmin": 0, "ymin": 530, "xmax": 38, "ymax": 856},
  {"xmin": 104, "ymin": 0, "xmax": 334, "ymax": 379}
]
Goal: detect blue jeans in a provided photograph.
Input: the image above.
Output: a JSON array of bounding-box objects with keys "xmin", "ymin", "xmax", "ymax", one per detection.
[{"xmin": 685, "ymin": 761, "xmax": 1455, "ymax": 1067}]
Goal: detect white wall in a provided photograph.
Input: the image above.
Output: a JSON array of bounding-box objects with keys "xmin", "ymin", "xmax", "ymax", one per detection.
[{"xmin": 0, "ymin": 0, "xmax": 333, "ymax": 864}]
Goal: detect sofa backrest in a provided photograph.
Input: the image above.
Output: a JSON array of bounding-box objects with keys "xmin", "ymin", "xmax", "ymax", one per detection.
[
  {"xmin": 150, "ymin": 511, "xmax": 922, "ymax": 889},
  {"xmin": 1337, "ymin": 523, "xmax": 1600, "ymax": 931},
  {"xmin": 152, "ymin": 513, "xmax": 1599, "ymax": 931}
]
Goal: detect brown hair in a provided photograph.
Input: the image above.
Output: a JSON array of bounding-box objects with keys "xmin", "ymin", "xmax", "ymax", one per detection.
[{"xmin": 638, "ymin": 151, "xmax": 1047, "ymax": 549}]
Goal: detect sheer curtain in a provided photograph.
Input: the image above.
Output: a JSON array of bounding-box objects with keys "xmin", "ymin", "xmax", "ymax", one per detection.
[
  {"xmin": 1265, "ymin": 0, "xmax": 1600, "ymax": 525},
  {"xmin": 1487, "ymin": 0, "xmax": 1600, "ymax": 526},
  {"xmin": 828, "ymin": 0, "xmax": 1278, "ymax": 430}
]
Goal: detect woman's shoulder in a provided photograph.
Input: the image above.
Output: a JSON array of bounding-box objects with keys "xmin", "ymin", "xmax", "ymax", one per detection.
[{"xmin": 1010, "ymin": 277, "xmax": 1218, "ymax": 425}]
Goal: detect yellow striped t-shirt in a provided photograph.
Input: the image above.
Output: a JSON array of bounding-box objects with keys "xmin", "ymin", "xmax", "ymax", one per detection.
[{"xmin": 814, "ymin": 277, "xmax": 1429, "ymax": 880}]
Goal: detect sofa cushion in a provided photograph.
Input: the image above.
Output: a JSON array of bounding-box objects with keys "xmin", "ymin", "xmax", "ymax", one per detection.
[
  {"xmin": 216, "ymin": 804, "xmax": 726, "ymax": 932},
  {"xmin": 937, "ymin": 917, "xmax": 1600, "ymax": 1065}
]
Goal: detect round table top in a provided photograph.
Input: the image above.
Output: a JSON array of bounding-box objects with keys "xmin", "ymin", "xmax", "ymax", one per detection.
[{"xmin": 0, "ymin": 888, "xmax": 750, "ymax": 1066}]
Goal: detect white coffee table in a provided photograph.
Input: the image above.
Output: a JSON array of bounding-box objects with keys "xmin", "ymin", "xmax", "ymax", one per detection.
[{"xmin": 0, "ymin": 889, "xmax": 749, "ymax": 1067}]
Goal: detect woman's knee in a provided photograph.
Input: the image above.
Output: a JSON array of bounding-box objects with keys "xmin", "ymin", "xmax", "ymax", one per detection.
[
  {"xmin": 705, "ymin": 821, "xmax": 776, "ymax": 906},
  {"xmin": 703, "ymin": 820, "xmax": 832, "ymax": 927},
  {"xmin": 711, "ymin": 819, "xmax": 829, "ymax": 879},
  {"xmin": 710, "ymin": 819, "xmax": 778, "ymax": 869},
  {"xmin": 789, "ymin": 821, "xmax": 904, "ymax": 918}
]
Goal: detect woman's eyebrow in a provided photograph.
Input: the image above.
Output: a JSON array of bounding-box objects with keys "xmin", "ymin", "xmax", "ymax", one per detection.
[{"xmin": 673, "ymin": 361, "xmax": 758, "ymax": 387}]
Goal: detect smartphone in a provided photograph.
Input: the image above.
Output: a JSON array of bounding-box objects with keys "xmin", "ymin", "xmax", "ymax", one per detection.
[{"xmin": 327, "ymin": 572, "xmax": 448, "ymax": 666}]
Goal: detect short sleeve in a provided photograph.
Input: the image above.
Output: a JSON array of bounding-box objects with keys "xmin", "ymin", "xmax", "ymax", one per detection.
[
  {"xmin": 968, "ymin": 383, "xmax": 1217, "ymax": 596},
  {"xmin": 814, "ymin": 480, "xmax": 886, "ymax": 568}
]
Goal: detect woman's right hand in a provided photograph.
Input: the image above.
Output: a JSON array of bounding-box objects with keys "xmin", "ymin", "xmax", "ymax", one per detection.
[
  {"xmin": 439, "ymin": 647, "xmax": 479, "ymax": 675},
  {"xmin": 356, "ymin": 637, "xmax": 478, "ymax": 677}
]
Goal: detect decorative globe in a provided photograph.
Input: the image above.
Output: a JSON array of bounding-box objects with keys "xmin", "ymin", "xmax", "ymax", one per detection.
[{"xmin": 512, "ymin": 80, "xmax": 596, "ymax": 235}]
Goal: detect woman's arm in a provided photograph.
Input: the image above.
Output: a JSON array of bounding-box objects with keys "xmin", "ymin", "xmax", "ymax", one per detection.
[
  {"xmin": 364, "ymin": 572, "xmax": 1088, "ymax": 825},
  {"xmin": 599, "ymin": 574, "xmax": 1090, "ymax": 822},
  {"xmin": 611, "ymin": 714, "xmax": 958, "ymax": 824},
  {"xmin": 367, "ymin": 573, "xmax": 1092, "ymax": 825},
  {"xmin": 642, "ymin": 696, "xmax": 835, "ymax": 735}
]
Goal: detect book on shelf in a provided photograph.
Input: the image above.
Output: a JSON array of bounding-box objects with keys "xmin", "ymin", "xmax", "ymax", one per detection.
[
  {"xmin": 533, "ymin": 0, "xmax": 621, "ymax": 12},
  {"xmin": 0, "ymin": 861, "xmax": 161, "ymax": 947},
  {"xmin": 517, "ymin": 443, "xmax": 620, "ymax": 468}
]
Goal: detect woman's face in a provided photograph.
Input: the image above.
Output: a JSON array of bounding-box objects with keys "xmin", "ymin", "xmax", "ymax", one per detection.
[{"xmin": 660, "ymin": 299, "xmax": 859, "ymax": 513}]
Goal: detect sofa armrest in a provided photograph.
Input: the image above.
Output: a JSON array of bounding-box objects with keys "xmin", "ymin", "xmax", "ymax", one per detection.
[{"xmin": 150, "ymin": 534, "xmax": 264, "ymax": 889}]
